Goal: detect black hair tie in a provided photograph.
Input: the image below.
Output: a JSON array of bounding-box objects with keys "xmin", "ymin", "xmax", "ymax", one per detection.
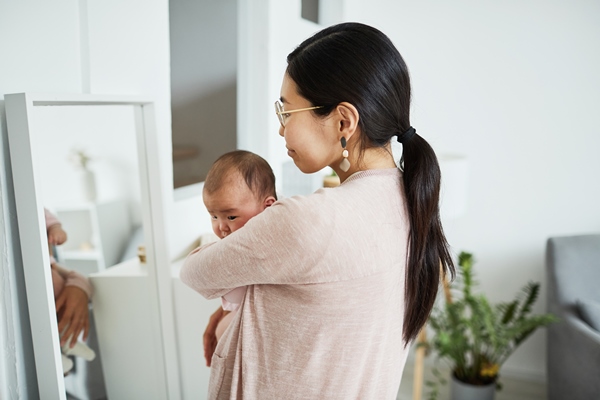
[{"xmin": 397, "ymin": 126, "xmax": 416, "ymax": 144}]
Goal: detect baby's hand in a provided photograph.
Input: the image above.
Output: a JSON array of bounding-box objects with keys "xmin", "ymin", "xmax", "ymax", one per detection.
[
  {"xmin": 48, "ymin": 225, "xmax": 67, "ymax": 245},
  {"xmin": 204, "ymin": 307, "xmax": 229, "ymax": 367}
]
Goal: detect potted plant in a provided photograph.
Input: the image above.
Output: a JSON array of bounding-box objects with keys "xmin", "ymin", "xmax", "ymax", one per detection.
[
  {"xmin": 69, "ymin": 148, "xmax": 97, "ymax": 202},
  {"xmin": 421, "ymin": 252, "xmax": 558, "ymax": 400},
  {"xmin": 323, "ymin": 169, "xmax": 340, "ymax": 188}
]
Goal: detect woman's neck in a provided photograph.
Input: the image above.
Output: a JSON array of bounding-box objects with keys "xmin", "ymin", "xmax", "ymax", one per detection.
[{"xmin": 333, "ymin": 144, "xmax": 396, "ymax": 183}]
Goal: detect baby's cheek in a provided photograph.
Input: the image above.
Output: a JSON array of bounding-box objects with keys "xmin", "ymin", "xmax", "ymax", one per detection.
[
  {"xmin": 210, "ymin": 221, "xmax": 220, "ymax": 237},
  {"xmin": 231, "ymin": 220, "xmax": 246, "ymax": 233}
]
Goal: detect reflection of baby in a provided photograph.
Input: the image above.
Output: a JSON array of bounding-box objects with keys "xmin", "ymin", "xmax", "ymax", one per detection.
[
  {"xmin": 45, "ymin": 209, "xmax": 96, "ymax": 374},
  {"xmin": 202, "ymin": 151, "xmax": 277, "ymax": 340}
]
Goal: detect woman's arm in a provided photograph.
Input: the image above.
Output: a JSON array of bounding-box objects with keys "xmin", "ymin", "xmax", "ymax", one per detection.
[
  {"xmin": 56, "ymin": 286, "xmax": 90, "ymax": 347},
  {"xmin": 45, "ymin": 209, "xmax": 67, "ymax": 245},
  {"xmin": 180, "ymin": 194, "xmax": 333, "ymax": 299},
  {"xmin": 51, "ymin": 263, "xmax": 93, "ymax": 347},
  {"xmin": 51, "ymin": 264, "xmax": 93, "ymax": 347},
  {"xmin": 52, "ymin": 263, "xmax": 93, "ymax": 299}
]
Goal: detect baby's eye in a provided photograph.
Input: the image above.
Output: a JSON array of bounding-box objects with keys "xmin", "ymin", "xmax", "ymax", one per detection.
[
  {"xmin": 211, "ymin": 215, "xmax": 217, "ymax": 220},
  {"xmin": 227, "ymin": 216, "xmax": 238, "ymax": 221}
]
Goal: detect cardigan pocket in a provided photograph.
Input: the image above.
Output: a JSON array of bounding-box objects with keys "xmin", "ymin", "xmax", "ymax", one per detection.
[{"xmin": 208, "ymin": 353, "xmax": 228, "ymax": 399}]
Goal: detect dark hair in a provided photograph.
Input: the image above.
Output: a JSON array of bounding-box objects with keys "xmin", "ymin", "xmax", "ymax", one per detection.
[
  {"xmin": 287, "ymin": 22, "xmax": 454, "ymax": 345},
  {"xmin": 204, "ymin": 150, "xmax": 277, "ymax": 201}
]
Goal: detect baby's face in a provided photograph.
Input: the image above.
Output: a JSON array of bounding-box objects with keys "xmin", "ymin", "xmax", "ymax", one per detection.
[{"xmin": 203, "ymin": 174, "xmax": 267, "ymax": 239}]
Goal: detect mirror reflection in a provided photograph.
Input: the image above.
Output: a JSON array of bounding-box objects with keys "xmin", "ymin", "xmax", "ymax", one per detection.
[{"xmin": 35, "ymin": 104, "xmax": 143, "ymax": 399}]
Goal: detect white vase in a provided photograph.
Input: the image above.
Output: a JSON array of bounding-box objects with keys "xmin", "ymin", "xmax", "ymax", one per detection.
[
  {"xmin": 451, "ymin": 375, "xmax": 496, "ymax": 400},
  {"xmin": 80, "ymin": 169, "xmax": 97, "ymax": 202}
]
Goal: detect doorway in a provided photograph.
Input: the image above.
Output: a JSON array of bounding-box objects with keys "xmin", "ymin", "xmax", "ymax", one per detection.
[{"xmin": 170, "ymin": 0, "xmax": 238, "ymax": 188}]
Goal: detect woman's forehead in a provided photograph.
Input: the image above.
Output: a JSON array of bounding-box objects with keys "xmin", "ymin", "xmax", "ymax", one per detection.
[{"xmin": 280, "ymin": 74, "xmax": 302, "ymax": 104}]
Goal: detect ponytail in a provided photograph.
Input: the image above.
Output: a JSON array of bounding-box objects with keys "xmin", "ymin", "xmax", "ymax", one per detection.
[{"xmin": 400, "ymin": 132, "xmax": 454, "ymax": 345}]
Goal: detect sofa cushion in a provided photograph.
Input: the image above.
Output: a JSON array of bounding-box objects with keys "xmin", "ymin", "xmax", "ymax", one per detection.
[
  {"xmin": 577, "ymin": 299, "xmax": 600, "ymax": 331},
  {"xmin": 547, "ymin": 235, "xmax": 600, "ymax": 305}
]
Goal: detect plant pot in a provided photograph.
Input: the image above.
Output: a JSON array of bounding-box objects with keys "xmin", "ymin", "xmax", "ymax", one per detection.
[
  {"xmin": 323, "ymin": 175, "xmax": 340, "ymax": 188},
  {"xmin": 451, "ymin": 376, "xmax": 495, "ymax": 400}
]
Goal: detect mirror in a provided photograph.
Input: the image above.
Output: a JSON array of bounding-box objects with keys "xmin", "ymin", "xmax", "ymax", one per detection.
[
  {"xmin": 35, "ymin": 103, "xmax": 142, "ymax": 274},
  {"xmin": 5, "ymin": 94, "xmax": 179, "ymax": 399}
]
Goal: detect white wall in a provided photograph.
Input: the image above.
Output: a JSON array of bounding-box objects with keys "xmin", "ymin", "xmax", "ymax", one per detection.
[{"xmin": 0, "ymin": 0, "xmax": 172, "ymax": 397}]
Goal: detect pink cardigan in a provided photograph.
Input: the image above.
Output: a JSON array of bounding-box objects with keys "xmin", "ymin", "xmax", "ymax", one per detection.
[{"xmin": 181, "ymin": 168, "xmax": 411, "ymax": 399}]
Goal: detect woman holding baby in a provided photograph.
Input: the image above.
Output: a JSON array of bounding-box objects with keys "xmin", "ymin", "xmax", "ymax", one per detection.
[{"xmin": 181, "ymin": 22, "xmax": 454, "ymax": 399}]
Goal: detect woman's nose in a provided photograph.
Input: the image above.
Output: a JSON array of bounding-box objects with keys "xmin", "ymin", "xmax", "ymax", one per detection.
[{"xmin": 278, "ymin": 125, "xmax": 284, "ymax": 137}]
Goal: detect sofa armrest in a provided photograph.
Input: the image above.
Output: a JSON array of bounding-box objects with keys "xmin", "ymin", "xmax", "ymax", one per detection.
[
  {"xmin": 547, "ymin": 308, "xmax": 600, "ymax": 400},
  {"xmin": 564, "ymin": 309, "xmax": 600, "ymax": 345}
]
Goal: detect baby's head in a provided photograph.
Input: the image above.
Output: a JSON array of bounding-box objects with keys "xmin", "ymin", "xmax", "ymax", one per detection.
[{"xmin": 203, "ymin": 150, "xmax": 277, "ymax": 239}]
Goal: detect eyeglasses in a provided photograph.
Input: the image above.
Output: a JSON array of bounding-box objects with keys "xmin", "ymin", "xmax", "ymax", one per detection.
[{"xmin": 274, "ymin": 100, "xmax": 323, "ymax": 128}]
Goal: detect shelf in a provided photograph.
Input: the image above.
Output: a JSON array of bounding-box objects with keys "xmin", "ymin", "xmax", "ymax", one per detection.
[
  {"xmin": 174, "ymin": 176, "xmax": 203, "ymax": 189},
  {"xmin": 60, "ymin": 250, "xmax": 101, "ymax": 260},
  {"xmin": 172, "ymin": 145, "xmax": 199, "ymax": 161},
  {"xmin": 52, "ymin": 199, "xmax": 131, "ymax": 274}
]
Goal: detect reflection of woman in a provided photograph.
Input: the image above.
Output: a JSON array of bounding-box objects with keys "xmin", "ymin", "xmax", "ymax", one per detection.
[
  {"xmin": 181, "ymin": 23, "xmax": 454, "ymax": 398},
  {"xmin": 45, "ymin": 209, "xmax": 93, "ymax": 371}
]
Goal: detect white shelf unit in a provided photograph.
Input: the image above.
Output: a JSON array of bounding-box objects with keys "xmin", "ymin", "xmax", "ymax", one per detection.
[{"xmin": 53, "ymin": 200, "xmax": 131, "ymax": 276}]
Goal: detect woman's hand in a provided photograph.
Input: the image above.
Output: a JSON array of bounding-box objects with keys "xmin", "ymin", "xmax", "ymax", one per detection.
[
  {"xmin": 204, "ymin": 307, "xmax": 229, "ymax": 367},
  {"xmin": 47, "ymin": 225, "xmax": 67, "ymax": 246},
  {"xmin": 56, "ymin": 286, "xmax": 90, "ymax": 347}
]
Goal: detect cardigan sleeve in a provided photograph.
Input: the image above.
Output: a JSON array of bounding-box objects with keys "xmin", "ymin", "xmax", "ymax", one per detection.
[
  {"xmin": 51, "ymin": 263, "xmax": 93, "ymax": 299},
  {"xmin": 45, "ymin": 208, "xmax": 61, "ymax": 230},
  {"xmin": 180, "ymin": 193, "xmax": 336, "ymax": 299}
]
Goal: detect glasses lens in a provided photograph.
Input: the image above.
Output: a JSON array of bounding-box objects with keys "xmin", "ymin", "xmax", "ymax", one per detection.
[{"xmin": 274, "ymin": 101, "xmax": 285, "ymax": 127}]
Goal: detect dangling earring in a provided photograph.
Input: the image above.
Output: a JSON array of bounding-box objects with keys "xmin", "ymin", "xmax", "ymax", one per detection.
[{"xmin": 339, "ymin": 137, "xmax": 350, "ymax": 172}]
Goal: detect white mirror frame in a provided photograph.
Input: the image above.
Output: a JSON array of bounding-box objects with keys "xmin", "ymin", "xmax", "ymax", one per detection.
[{"xmin": 5, "ymin": 93, "xmax": 180, "ymax": 399}]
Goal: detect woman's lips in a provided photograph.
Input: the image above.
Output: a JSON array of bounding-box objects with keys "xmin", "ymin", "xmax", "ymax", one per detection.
[{"xmin": 287, "ymin": 149, "xmax": 295, "ymax": 157}]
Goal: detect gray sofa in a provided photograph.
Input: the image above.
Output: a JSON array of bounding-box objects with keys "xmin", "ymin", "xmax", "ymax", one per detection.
[{"xmin": 546, "ymin": 234, "xmax": 600, "ymax": 400}]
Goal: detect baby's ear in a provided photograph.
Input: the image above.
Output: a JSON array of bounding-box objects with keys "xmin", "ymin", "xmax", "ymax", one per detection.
[{"xmin": 263, "ymin": 196, "xmax": 276, "ymax": 209}]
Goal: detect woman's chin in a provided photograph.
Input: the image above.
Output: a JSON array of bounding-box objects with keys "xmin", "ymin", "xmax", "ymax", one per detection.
[
  {"xmin": 294, "ymin": 162, "xmax": 320, "ymax": 174},
  {"xmin": 287, "ymin": 154, "xmax": 323, "ymax": 174}
]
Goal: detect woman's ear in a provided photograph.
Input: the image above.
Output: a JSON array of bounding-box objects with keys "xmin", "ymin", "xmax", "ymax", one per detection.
[
  {"xmin": 335, "ymin": 102, "xmax": 360, "ymax": 142},
  {"xmin": 263, "ymin": 196, "xmax": 277, "ymax": 209}
]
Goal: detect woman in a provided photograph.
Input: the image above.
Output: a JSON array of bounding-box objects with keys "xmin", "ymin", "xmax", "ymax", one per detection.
[{"xmin": 181, "ymin": 22, "xmax": 454, "ymax": 399}]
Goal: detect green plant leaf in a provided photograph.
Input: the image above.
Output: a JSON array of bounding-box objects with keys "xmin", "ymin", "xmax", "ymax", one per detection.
[
  {"xmin": 517, "ymin": 282, "xmax": 540, "ymax": 320},
  {"xmin": 499, "ymin": 300, "xmax": 518, "ymax": 324},
  {"xmin": 424, "ymin": 250, "xmax": 559, "ymax": 388}
]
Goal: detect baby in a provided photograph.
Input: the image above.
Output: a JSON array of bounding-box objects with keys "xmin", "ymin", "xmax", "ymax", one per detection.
[
  {"xmin": 202, "ymin": 150, "xmax": 277, "ymax": 340},
  {"xmin": 45, "ymin": 209, "xmax": 96, "ymax": 374}
]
